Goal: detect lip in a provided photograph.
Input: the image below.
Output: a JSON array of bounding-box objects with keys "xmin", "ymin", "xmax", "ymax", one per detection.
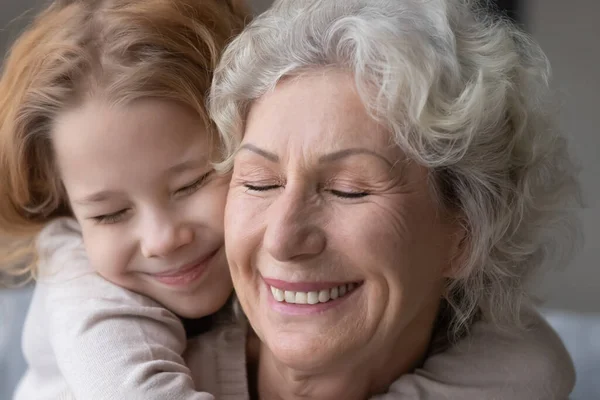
[
  {"xmin": 150, "ymin": 248, "xmax": 220, "ymax": 287},
  {"xmin": 263, "ymin": 277, "xmax": 359, "ymax": 292}
]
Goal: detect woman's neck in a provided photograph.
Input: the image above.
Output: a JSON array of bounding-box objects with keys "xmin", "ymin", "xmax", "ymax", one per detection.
[
  {"xmin": 246, "ymin": 309, "xmax": 438, "ymax": 400},
  {"xmin": 257, "ymin": 351, "xmax": 378, "ymax": 400}
]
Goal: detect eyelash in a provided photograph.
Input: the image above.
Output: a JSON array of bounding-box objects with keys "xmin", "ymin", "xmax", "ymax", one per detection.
[
  {"xmin": 175, "ymin": 170, "xmax": 214, "ymax": 196},
  {"xmin": 244, "ymin": 184, "xmax": 280, "ymax": 192},
  {"xmin": 91, "ymin": 209, "xmax": 128, "ymax": 225},
  {"xmin": 243, "ymin": 184, "xmax": 370, "ymax": 199},
  {"xmin": 329, "ymin": 189, "xmax": 369, "ymax": 199},
  {"xmin": 91, "ymin": 171, "xmax": 214, "ymax": 225}
]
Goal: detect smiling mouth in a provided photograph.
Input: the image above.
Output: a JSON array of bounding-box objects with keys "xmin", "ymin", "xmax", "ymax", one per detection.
[
  {"xmin": 268, "ymin": 282, "xmax": 361, "ymax": 305},
  {"xmin": 150, "ymin": 248, "xmax": 220, "ymax": 286}
]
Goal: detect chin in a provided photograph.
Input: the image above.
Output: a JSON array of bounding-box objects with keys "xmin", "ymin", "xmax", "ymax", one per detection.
[
  {"xmin": 171, "ymin": 294, "xmax": 230, "ymax": 319},
  {"xmin": 267, "ymin": 332, "xmax": 343, "ymax": 371},
  {"xmin": 175, "ymin": 307, "xmax": 209, "ymax": 319}
]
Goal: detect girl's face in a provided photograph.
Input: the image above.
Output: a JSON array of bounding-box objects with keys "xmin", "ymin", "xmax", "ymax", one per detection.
[{"xmin": 52, "ymin": 98, "xmax": 232, "ymax": 318}]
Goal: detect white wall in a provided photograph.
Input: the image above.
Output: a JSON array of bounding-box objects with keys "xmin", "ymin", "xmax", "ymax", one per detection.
[
  {"xmin": 525, "ymin": 0, "xmax": 600, "ymax": 313},
  {"xmin": 0, "ymin": 0, "xmax": 42, "ymax": 55},
  {"xmin": 249, "ymin": 0, "xmax": 273, "ymax": 14}
]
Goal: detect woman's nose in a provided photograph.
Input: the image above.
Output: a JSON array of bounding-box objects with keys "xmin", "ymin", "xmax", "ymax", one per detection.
[
  {"xmin": 140, "ymin": 212, "xmax": 194, "ymax": 258},
  {"xmin": 263, "ymin": 189, "xmax": 326, "ymax": 261}
]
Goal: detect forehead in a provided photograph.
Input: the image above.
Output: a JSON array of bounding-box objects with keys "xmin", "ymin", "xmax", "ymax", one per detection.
[
  {"xmin": 54, "ymin": 98, "xmax": 208, "ymax": 156},
  {"xmin": 244, "ymin": 71, "xmax": 396, "ymax": 158},
  {"xmin": 52, "ymin": 98, "xmax": 210, "ymax": 189}
]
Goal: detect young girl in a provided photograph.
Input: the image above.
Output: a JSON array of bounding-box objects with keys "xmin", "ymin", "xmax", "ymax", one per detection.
[
  {"xmin": 0, "ymin": 1, "xmax": 573, "ymax": 400},
  {"xmin": 0, "ymin": 0, "xmax": 250, "ymax": 398}
]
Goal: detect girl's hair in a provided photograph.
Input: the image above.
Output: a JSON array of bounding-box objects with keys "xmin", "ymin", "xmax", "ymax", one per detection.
[
  {"xmin": 209, "ymin": 0, "xmax": 582, "ymax": 336},
  {"xmin": 0, "ymin": 0, "xmax": 249, "ymax": 284}
]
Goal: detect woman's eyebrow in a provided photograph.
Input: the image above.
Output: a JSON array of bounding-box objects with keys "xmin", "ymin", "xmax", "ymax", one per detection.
[
  {"xmin": 238, "ymin": 143, "xmax": 393, "ymax": 167},
  {"xmin": 238, "ymin": 143, "xmax": 279, "ymax": 162},
  {"xmin": 318, "ymin": 148, "xmax": 393, "ymax": 167}
]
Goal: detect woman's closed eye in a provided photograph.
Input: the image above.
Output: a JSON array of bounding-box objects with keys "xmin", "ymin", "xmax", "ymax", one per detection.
[
  {"xmin": 328, "ymin": 189, "xmax": 370, "ymax": 199},
  {"xmin": 325, "ymin": 176, "xmax": 372, "ymax": 199},
  {"xmin": 243, "ymin": 182, "xmax": 370, "ymax": 199},
  {"xmin": 175, "ymin": 170, "xmax": 214, "ymax": 196},
  {"xmin": 244, "ymin": 183, "xmax": 281, "ymax": 192}
]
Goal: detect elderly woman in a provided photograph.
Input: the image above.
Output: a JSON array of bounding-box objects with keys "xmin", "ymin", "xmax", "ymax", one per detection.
[{"xmin": 210, "ymin": 0, "xmax": 581, "ymax": 398}]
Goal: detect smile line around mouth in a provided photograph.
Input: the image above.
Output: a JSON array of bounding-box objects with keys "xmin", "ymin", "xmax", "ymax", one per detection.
[
  {"xmin": 151, "ymin": 249, "xmax": 218, "ymax": 277},
  {"xmin": 148, "ymin": 248, "xmax": 220, "ymax": 286}
]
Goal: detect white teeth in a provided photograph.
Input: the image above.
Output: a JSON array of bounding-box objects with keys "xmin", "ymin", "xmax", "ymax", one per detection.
[
  {"xmin": 330, "ymin": 286, "xmax": 339, "ymax": 299},
  {"xmin": 271, "ymin": 286, "xmax": 285, "ymax": 302},
  {"xmin": 270, "ymin": 283, "xmax": 358, "ymax": 305},
  {"xmin": 296, "ymin": 291, "xmax": 307, "ymax": 304},
  {"xmin": 307, "ymin": 291, "xmax": 319, "ymax": 304},
  {"xmin": 318, "ymin": 289, "xmax": 330, "ymax": 303},
  {"xmin": 284, "ymin": 291, "xmax": 296, "ymax": 303}
]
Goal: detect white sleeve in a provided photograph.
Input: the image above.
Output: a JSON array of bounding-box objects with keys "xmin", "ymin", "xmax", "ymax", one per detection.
[
  {"xmin": 371, "ymin": 306, "xmax": 575, "ymax": 400},
  {"xmin": 38, "ymin": 218, "xmax": 216, "ymax": 400}
]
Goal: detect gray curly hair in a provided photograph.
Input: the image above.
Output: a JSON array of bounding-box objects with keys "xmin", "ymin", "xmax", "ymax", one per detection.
[{"xmin": 209, "ymin": 0, "xmax": 581, "ymax": 336}]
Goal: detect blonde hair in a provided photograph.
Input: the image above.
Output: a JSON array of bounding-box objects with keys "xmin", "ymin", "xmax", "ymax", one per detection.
[
  {"xmin": 209, "ymin": 0, "xmax": 582, "ymax": 335},
  {"xmin": 0, "ymin": 0, "xmax": 248, "ymax": 284}
]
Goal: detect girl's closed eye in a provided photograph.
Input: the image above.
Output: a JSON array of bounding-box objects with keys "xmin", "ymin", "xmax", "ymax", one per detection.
[
  {"xmin": 175, "ymin": 170, "xmax": 214, "ymax": 197},
  {"xmin": 88, "ymin": 171, "xmax": 215, "ymax": 225},
  {"xmin": 91, "ymin": 209, "xmax": 129, "ymax": 225}
]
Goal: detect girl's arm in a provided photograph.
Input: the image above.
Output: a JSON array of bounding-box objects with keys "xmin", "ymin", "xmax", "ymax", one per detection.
[
  {"xmin": 372, "ymin": 306, "xmax": 574, "ymax": 400},
  {"xmin": 35, "ymin": 218, "xmax": 225, "ymax": 399}
]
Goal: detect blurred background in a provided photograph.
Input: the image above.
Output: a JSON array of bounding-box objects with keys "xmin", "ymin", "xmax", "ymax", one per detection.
[{"xmin": 1, "ymin": 0, "xmax": 598, "ymax": 398}]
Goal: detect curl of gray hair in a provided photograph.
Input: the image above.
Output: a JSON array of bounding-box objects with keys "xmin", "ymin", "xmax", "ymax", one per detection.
[{"xmin": 209, "ymin": 0, "xmax": 582, "ymax": 338}]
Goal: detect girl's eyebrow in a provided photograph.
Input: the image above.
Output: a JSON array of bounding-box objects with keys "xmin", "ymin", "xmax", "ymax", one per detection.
[
  {"xmin": 73, "ymin": 190, "xmax": 121, "ymax": 205},
  {"xmin": 167, "ymin": 158, "xmax": 209, "ymax": 174}
]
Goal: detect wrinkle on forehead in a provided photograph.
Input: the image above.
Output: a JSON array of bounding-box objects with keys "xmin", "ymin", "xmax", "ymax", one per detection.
[{"xmin": 244, "ymin": 70, "xmax": 402, "ymax": 168}]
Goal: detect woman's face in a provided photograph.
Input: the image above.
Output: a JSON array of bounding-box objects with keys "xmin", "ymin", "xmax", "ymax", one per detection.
[{"xmin": 225, "ymin": 71, "xmax": 463, "ymax": 370}]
